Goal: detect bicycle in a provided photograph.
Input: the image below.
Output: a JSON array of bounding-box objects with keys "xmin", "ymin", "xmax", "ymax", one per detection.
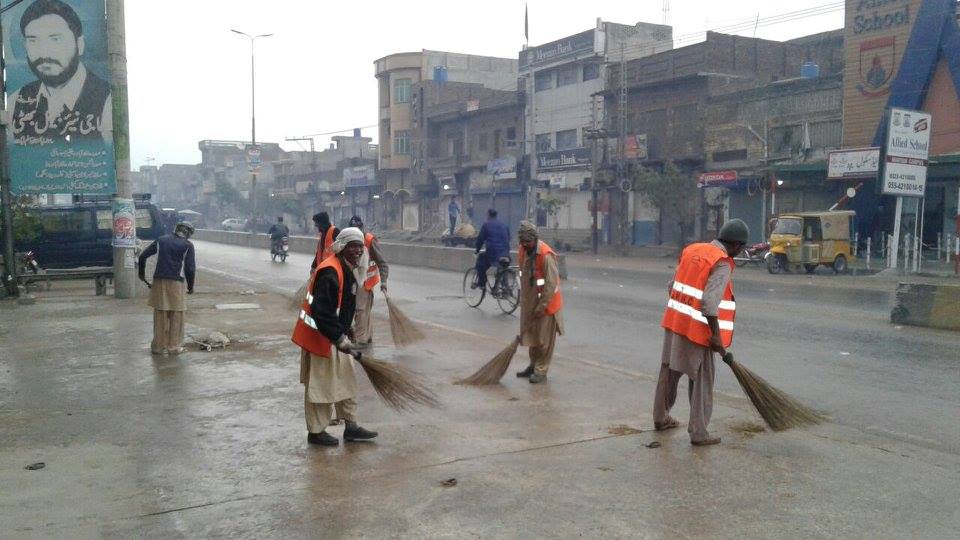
[{"xmin": 462, "ymin": 252, "xmax": 520, "ymax": 314}]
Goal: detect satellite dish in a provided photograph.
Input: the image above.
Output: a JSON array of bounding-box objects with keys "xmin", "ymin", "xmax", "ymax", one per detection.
[
  {"xmin": 846, "ymin": 187, "xmax": 856, "ymax": 198},
  {"xmin": 620, "ymin": 179, "xmax": 633, "ymax": 192}
]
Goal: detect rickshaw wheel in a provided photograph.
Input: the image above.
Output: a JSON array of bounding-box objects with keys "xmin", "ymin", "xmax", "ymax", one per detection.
[
  {"xmin": 833, "ymin": 255, "xmax": 848, "ymax": 274},
  {"xmin": 767, "ymin": 253, "xmax": 786, "ymax": 274}
]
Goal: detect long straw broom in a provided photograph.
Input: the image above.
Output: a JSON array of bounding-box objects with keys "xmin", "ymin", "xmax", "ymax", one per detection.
[
  {"xmin": 455, "ymin": 335, "xmax": 521, "ymax": 386},
  {"xmin": 384, "ymin": 293, "xmax": 425, "ymax": 347},
  {"xmin": 722, "ymin": 353, "xmax": 826, "ymax": 431},
  {"xmin": 352, "ymin": 352, "xmax": 440, "ymax": 412},
  {"xmin": 290, "ymin": 279, "xmax": 309, "ymax": 310}
]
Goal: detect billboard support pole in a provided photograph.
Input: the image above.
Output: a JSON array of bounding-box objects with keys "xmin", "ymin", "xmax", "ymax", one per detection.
[
  {"xmin": 889, "ymin": 195, "xmax": 903, "ymax": 269},
  {"xmin": 107, "ymin": 0, "xmax": 137, "ymax": 299},
  {"xmin": 0, "ymin": 17, "xmax": 18, "ymax": 297}
]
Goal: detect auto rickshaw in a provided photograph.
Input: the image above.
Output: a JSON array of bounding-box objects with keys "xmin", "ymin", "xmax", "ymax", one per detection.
[{"xmin": 766, "ymin": 210, "xmax": 855, "ymax": 274}]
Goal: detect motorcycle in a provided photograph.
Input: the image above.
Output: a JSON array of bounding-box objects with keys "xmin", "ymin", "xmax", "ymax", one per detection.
[
  {"xmin": 271, "ymin": 236, "xmax": 289, "ymax": 263},
  {"xmin": 734, "ymin": 242, "xmax": 770, "ymax": 267}
]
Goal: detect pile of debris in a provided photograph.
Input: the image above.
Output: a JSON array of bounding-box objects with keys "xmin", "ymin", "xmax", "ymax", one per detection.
[{"xmin": 188, "ymin": 331, "xmax": 249, "ymax": 351}]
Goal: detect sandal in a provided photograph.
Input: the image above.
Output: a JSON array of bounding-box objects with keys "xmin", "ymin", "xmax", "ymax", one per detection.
[{"xmin": 654, "ymin": 417, "xmax": 681, "ymax": 431}]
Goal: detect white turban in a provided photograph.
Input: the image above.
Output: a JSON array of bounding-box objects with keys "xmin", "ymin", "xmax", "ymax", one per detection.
[{"xmin": 331, "ymin": 226, "xmax": 364, "ymax": 254}]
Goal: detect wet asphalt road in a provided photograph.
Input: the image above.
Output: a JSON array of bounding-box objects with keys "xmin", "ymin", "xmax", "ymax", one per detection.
[{"xmin": 195, "ymin": 241, "xmax": 960, "ymax": 455}]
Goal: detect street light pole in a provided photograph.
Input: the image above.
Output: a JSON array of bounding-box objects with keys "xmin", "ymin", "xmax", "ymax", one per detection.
[{"xmin": 231, "ymin": 29, "xmax": 272, "ymax": 237}]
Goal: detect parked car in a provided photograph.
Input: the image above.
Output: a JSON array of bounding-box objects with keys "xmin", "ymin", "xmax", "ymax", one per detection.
[
  {"xmin": 221, "ymin": 218, "xmax": 245, "ymax": 231},
  {"xmin": 15, "ymin": 196, "xmax": 164, "ymax": 269}
]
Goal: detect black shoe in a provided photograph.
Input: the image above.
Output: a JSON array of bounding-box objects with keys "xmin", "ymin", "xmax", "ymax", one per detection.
[
  {"xmin": 516, "ymin": 365, "xmax": 534, "ymax": 378},
  {"xmin": 307, "ymin": 431, "xmax": 339, "ymax": 446},
  {"xmin": 343, "ymin": 424, "xmax": 378, "ymax": 442},
  {"xmin": 529, "ymin": 373, "xmax": 546, "ymax": 384}
]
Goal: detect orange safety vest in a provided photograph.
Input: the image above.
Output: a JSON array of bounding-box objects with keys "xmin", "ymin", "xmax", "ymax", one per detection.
[
  {"xmin": 362, "ymin": 232, "xmax": 381, "ymax": 291},
  {"xmin": 661, "ymin": 242, "xmax": 736, "ymax": 348},
  {"xmin": 315, "ymin": 226, "xmax": 337, "ymax": 263},
  {"xmin": 292, "ymin": 255, "xmax": 344, "ymax": 357},
  {"xmin": 518, "ymin": 240, "xmax": 564, "ymax": 315}
]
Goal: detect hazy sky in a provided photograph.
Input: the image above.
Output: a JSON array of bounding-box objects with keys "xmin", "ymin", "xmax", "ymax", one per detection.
[{"xmin": 126, "ymin": 0, "xmax": 843, "ymax": 168}]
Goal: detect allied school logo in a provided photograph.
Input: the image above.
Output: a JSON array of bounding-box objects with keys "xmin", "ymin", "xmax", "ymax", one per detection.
[{"xmin": 857, "ymin": 36, "xmax": 896, "ymax": 97}]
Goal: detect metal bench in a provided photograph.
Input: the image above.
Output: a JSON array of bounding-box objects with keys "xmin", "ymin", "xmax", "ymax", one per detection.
[{"xmin": 20, "ymin": 267, "xmax": 115, "ymax": 296}]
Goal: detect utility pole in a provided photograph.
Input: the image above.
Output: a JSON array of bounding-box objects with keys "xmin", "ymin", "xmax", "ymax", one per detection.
[
  {"xmin": 231, "ymin": 29, "xmax": 272, "ymax": 238},
  {"xmin": 587, "ymin": 95, "xmax": 601, "ymax": 255},
  {"xmin": 0, "ymin": 10, "xmax": 17, "ymax": 297},
  {"xmin": 617, "ymin": 43, "xmax": 628, "ymax": 255},
  {"xmin": 108, "ymin": 0, "xmax": 137, "ymax": 299}
]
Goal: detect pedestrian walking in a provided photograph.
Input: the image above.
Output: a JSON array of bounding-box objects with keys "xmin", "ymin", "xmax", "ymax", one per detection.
[
  {"xmin": 138, "ymin": 221, "xmax": 196, "ymax": 356},
  {"xmin": 311, "ymin": 212, "xmax": 339, "ymax": 271},
  {"xmin": 347, "ymin": 215, "xmax": 389, "ymax": 347},
  {"xmin": 653, "ymin": 219, "xmax": 748, "ymax": 446},
  {"xmin": 515, "ymin": 221, "xmax": 564, "ymax": 383},
  {"xmin": 448, "ymin": 196, "xmax": 460, "ymax": 235},
  {"xmin": 292, "ymin": 227, "xmax": 378, "ymax": 446}
]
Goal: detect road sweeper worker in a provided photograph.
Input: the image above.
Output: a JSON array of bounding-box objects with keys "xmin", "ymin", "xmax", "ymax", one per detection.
[
  {"xmin": 311, "ymin": 212, "xmax": 340, "ymax": 271},
  {"xmin": 293, "ymin": 226, "xmax": 378, "ymax": 446},
  {"xmin": 138, "ymin": 221, "xmax": 196, "ymax": 356},
  {"xmin": 347, "ymin": 215, "xmax": 389, "ymax": 348},
  {"xmin": 653, "ymin": 219, "xmax": 748, "ymax": 446},
  {"xmin": 515, "ymin": 221, "xmax": 564, "ymax": 384}
]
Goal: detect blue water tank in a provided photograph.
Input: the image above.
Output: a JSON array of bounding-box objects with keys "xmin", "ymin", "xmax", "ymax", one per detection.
[
  {"xmin": 433, "ymin": 66, "xmax": 448, "ymax": 82},
  {"xmin": 800, "ymin": 61, "xmax": 820, "ymax": 79}
]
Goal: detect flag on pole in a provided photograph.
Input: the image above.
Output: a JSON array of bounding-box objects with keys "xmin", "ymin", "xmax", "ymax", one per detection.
[{"xmin": 524, "ymin": 3, "xmax": 529, "ymax": 44}]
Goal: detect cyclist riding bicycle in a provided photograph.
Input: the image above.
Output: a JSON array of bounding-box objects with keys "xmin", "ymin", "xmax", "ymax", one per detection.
[{"xmin": 473, "ymin": 208, "xmax": 510, "ymax": 290}]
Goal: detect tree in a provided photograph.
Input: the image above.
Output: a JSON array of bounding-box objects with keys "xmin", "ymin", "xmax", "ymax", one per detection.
[
  {"xmin": 0, "ymin": 196, "xmax": 42, "ymax": 243},
  {"xmin": 213, "ymin": 179, "xmax": 246, "ymax": 218},
  {"xmin": 632, "ymin": 163, "xmax": 698, "ymax": 246},
  {"xmin": 539, "ymin": 194, "xmax": 568, "ymax": 248}
]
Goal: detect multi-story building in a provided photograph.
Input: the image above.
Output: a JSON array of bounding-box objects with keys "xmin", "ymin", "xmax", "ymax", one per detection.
[
  {"xmin": 374, "ymin": 50, "xmax": 518, "ymax": 230},
  {"xmin": 521, "ymin": 18, "xmax": 672, "ymax": 247},
  {"xmin": 272, "ymin": 130, "xmax": 378, "ymax": 229},
  {"xmin": 411, "ymin": 80, "xmax": 525, "ymax": 233},
  {"xmin": 604, "ymin": 30, "xmax": 842, "ymax": 245},
  {"xmin": 155, "ymin": 164, "xmax": 202, "ymax": 210}
]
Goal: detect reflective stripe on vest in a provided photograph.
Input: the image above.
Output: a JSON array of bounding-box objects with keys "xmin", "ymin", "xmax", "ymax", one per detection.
[
  {"xmin": 291, "ymin": 256, "xmax": 344, "ymax": 357},
  {"xmin": 661, "ymin": 242, "xmax": 736, "ymax": 348},
  {"xmin": 519, "ymin": 240, "xmax": 564, "ymax": 315},
  {"xmin": 363, "ymin": 232, "xmax": 381, "ymax": 290}
]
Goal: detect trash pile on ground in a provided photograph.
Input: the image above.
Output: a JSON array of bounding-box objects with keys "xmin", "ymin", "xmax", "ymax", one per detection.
[{"xmin": 188, "ymin": 331, "xmax": 249, "ymax": 351}]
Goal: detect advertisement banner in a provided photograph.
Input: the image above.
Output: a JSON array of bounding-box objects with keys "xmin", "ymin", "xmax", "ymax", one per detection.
[
  {"xmin": 111, "ymin": 197, "xmax": 136, "ymax": 248},
  {"xmin": 697, "ymin": 170, "xmax": 738, "ymax": 188},
  {"xmin": 343, "ymin": 165, "xmax": 376, "ymax": 188},
  {"xmin": 827, "ymin": 147, "xmax": 881, "ymax": 179},
  {"xmin": 882, "ymin": 107, "xmax": 931, "ymax": 197},
  {"xmin": 4, "ymin": 0, "xmax": 116, "ymax": 195}
]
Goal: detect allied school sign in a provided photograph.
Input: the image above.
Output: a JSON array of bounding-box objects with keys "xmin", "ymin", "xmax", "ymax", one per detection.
[{"xmin": 881, "ymin": 107, "xmax": 931, "ymax": 196}]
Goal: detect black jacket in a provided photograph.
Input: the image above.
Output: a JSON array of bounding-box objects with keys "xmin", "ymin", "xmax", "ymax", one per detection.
[
  {"xmin": 138, "ymin": 235, "xmax": 196, "ymax": 291},
  {"xmin": 309, "ymin": 259, "xmax": 356, "ymax": 343}
]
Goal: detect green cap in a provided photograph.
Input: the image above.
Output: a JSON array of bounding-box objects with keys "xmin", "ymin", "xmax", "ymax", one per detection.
[{"xmin": 718, "ymin": 219, "xmax": 749, "ymax": 244}]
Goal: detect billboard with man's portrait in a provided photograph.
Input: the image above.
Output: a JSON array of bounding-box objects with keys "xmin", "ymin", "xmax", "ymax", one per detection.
[{"xmin": 3, "ymin": 0, "xmax": 115, "ymax": 194}]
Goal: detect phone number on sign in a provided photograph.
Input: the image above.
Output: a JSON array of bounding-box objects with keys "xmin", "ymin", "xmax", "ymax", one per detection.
[{"xmin": 885, "ymin": 181, "xmax": 924, "ymax": 193}]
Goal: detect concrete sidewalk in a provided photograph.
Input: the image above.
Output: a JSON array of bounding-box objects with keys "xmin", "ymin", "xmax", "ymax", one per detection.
[{"xmin": 1, "ymin": 276, "xmax": 958, "ymax": 538}]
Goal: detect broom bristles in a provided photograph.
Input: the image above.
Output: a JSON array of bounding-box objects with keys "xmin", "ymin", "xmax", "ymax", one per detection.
[
  {"xmin": 724, "ymin": 354, "xmax": 826, "ymax": 431},
  {"xmin": 290, "ymin": 281, "xmax": 309, "ymax": 310},
  {"xmin": 355, "ymin": 355, "xmax": 440, "ymax": 412},
  {"xmin": 455, "ymin": 336, "xmax": 520, "ymax": 386},
  {"xmin": 385, "ymin": 295, "xmax": 425, "ymax": 347}
]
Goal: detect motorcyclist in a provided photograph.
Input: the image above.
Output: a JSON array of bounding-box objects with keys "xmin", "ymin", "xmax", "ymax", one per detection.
[
  {"xmin": 269, "ymin": 216, "xmax": 290, "ymax": 253},
  {"xmin": 473, "ymin": 208, "xmax": 510, "ymax": 290}
]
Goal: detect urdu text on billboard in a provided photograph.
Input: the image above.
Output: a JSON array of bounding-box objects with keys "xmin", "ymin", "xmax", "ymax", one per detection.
[
  {"xmin": 4, "ymin": 0, "xmax": 116, "ymax": 195},
  {"xmin": 827, "ymin": 147, "xmax": 880, "ymax": 179},
  {"xmin": 882, "ymin": 107, "xmax": 931, "ymax": 197}
]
